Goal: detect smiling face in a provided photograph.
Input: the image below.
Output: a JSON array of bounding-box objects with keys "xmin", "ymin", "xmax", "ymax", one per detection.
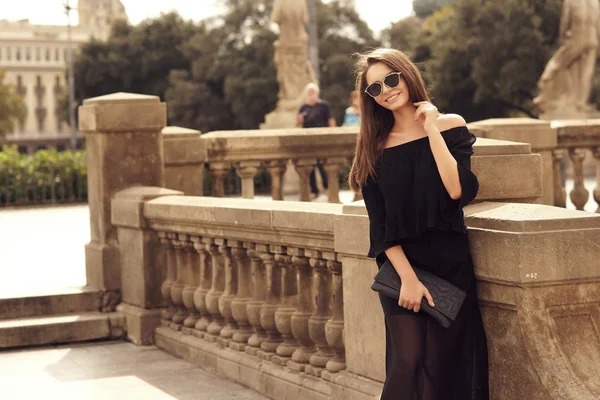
[{"xmin": 365, "ymin": 62, "xmax": 410, "ymax": 111}]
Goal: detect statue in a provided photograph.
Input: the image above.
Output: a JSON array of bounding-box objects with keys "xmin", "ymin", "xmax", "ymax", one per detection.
[
  {"xmin": 261, "ymin": 0, "xmax": 316, "ymax": 129},
  {"xmin": 534, "ymin": 0, "xmax": 600, "ymax": 119}
]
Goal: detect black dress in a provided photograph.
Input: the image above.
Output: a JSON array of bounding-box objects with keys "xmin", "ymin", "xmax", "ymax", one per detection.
[{"xmin": 361, "ymin": 126, "xmax": 489, "ymax": 400}]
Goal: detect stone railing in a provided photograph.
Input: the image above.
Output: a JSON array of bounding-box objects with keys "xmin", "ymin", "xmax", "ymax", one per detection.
[
  {"xmin": 163, "ymin": 126, "xmax": 358, "ymax": 203},
  {"xmin": 83, "ymin": 93, "xmax": 600, "ymax": 400},
  {"xmin": 471, "ymin": 118, "xmax": 600, "ymax": 212}
]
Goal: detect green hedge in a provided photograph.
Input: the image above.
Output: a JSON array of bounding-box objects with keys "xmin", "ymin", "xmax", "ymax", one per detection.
[{"xmin": 0, "ymin": 145, "xmax": 87, "ymax": 207}]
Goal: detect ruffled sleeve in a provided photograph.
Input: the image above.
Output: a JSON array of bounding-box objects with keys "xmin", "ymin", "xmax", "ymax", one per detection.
[
  {"xmin": 362, "ymin": 175, "xmax": 397, "ymax": 262},
  {"xmin": 440, "ymin": 126, "xmax": 479, "ymax": 220}
]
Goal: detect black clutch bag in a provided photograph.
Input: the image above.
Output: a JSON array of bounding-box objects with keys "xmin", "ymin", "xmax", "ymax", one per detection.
[{"xmin": 370, "ymin": 259, "xmax": 466, "ymax": 328}]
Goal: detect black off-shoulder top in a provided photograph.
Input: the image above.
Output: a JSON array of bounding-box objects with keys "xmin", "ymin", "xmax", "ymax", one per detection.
[{"xmin": 361, "ymin": 126, "xmax": 479, "ymax": 262}]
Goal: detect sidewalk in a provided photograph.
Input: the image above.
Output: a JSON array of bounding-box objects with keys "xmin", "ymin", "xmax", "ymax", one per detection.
[{"xmin": 0, "ymin": 341, "xmax": 268, "ymax": 400}]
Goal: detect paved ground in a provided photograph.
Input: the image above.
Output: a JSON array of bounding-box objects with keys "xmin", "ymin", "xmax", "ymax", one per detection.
[{"xmin": 0, "ymin": 341, "xmax": 268, "ymax": 400}]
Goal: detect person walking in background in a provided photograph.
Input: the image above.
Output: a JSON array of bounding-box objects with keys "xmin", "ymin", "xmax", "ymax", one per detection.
[
  {"xmin": 343, "ymin": 91, "xmax": 361, "ymax": 126},
  {"xmin": 297, "ymin": 83, "xmax": 336, "ymax": 199}
]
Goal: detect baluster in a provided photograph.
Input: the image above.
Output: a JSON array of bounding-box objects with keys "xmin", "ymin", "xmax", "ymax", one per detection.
[
  {"xmin": 218, "ymin": 239, "xmax": 238, "ymax": 345},
  {"xmin": 257, "ymin": 244, "xmax": 283, "ymax": 359},
  {"xmin": 230, "ymin": 241, "xmax": 254, "ymax": 351},
  {"xmin": 294, "ymin": 159, "xmax": 316, "ymax": 202},
  {"xmin": 235, "ymin": 161, "xmax": 261, "ymax": 199},
  {"xmin": 245, "ymin": 243, "xmax": 267, "ymax": 356},
  {"xmin": 191, "ymin": 236, "xmax": 212, "ymax": 338},
  {"xmin": 209, "ymin": 162, "xmax": 229, "ymax": 197},
  {"xmin": 324, "ymin": 258, "xmax": 346, "ymax": 374},
  {"xmin": 204, "ymin": 237, "xmax": 226, "ymax": 341},
  {"xmin": 306, "ymin": 250, "xmax": 334, "ymax": 377},
  {"xmin": 568, "ymin": 148, "xmax": 589, "ymax": 210},
  {"xmin": 182, "ymin": 236, "xmax": 200, "ymax": 334},
  {"xmin": 273, "ymin": 246, "xmax": 299, "ymax": 365},
  {"xmin": 158, "ymin": 232, "xmax": 176, "ymax": 326},
  {"xmin": 169, "ymin": 233, "xmax": 188, "ymax": 330},
  {"xmin": 324, "ymin": 158, "xmax": 346, "ymax": 204},
  {"xmin": 552, "ymin": 149, "xmax": 567, "ymax": 208},
  {"xmin": 265, "ymin": 160, "xmax": 287, "ymax": 201},
  {"xmin": 288, "ymin": 248, "xmax": 316, "ymax": 372},
  {"xmin": 593, "ymin": 147, "xmax": 600, "ymax": 213}
]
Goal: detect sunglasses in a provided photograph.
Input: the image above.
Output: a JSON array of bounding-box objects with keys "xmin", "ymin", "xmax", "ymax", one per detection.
[{"xmin": 364, "ymin": 71, "xmax": 402, "ymax": 98}]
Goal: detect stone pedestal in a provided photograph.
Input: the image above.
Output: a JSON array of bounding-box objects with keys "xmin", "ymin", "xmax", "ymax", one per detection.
[
  {"xmin": 79, "ymin": 92, "xmax": 167, "ymax": 292},
  {"xmin": 162, "ymin": 126, "xmax": 206, "ymax": 197}
]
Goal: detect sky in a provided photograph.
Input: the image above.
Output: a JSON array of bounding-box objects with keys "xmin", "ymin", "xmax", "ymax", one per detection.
[{"xmin": 2, "ymin": 0, "xmax": 414, "ymax": 35}]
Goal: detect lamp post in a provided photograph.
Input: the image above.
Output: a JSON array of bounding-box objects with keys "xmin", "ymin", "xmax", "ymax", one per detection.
[{"xmin": 64, "ymin": 1, "xmax": 77, "ymax": 150}]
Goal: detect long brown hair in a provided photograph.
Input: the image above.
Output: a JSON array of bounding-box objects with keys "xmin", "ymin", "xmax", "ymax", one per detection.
[{"xmin": 348, "ymin": 48, "xmax": 431, "ymax": 193}]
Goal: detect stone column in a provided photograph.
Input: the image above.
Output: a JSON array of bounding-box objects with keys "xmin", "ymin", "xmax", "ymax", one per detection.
[
  {"xmin": 245, "ymin": 243, "xmax": 268, "ymax": 356},
  {"xmin": 258, "ymin": 244, "xmax": 283, "ymax": 358},
  {"xmin": 111, "ymin": 187, "xmax": 182, "ymax": 345},
  {"xmin": 324, "ymin": 258, "xmax": 346, "ymax": 374},
  {"xmin": 593, "ymin": 147, "xmax": 600, "ymax": 213},
  {"xmin": 552, "ymin": 149, "xmax": 567, "ymax": 208},
  {"xmin": 306, "ymin": 250, "xmax": 334, "ymax": 377},
  {"xmin": 205, "ymin": 237, "xmax": 226, "ymax": 341},
  {"xmin": 182, "ymin": 237, "xmax": 201, "ymax": 334},
  {"xmin": 170, "ymin": 234, "xmax": 189, "ymax": 330},
  {"xmin": 230, "ymin": 241, "xmax": 254, "ymax": 351},
  {"xmin": 266, "ymin": 160, "xmax": 287, "ymax": 201},
  {"xmin": 236, "ymin": 161, "xmax": 261, "ymax": 199},
  {"xmin": 209, "ymin": 162, "xmax": 230, "ymax": 197},
  {"xmin": 294, "ymin": 159, "xmax": 316, "ymax": 202},
  {"xmin": 568, "ymin": 148, "xmax": 589, "ymax": 210},
  {"xmin": 217, "ymin": 239, "xmax": 238, "ymax": 345},
  {"xmin": 158, "ymin": 231, "xmax": 176, "ymax": 325},
  {"xmin": 288, "ymin": 248, "xmax": 316, "ymax": 372},
  {"xmin": 191, "ymin": 236, "xmax": 213, "ymax": 338},
  {"xmin": 273, "ymin": 246, "xmax": 299, "ymax": 364},
  {"xmin": 79, "ymin": 93, "xmax": 166, "ymax": 294},
  {"xmin": 324, "ymin": 157, "xmax": 346, "ymax": 204}
]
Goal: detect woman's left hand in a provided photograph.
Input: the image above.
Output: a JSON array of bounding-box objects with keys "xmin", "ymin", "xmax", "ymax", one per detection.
[{"xmin": 413, "ymin": 101, "xmax": 439, "ymax": 133}]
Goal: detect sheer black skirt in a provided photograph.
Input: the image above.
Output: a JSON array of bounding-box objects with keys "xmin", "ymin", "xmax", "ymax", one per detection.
[{"xmin": 377, "ymin": 230, "xmax": 489, "ymax": 400}]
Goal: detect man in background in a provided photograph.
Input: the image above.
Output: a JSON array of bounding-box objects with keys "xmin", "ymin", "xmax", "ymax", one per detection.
[{"xmin": 297, "ymin": 83, "xmax": 336, "ymax": 199}]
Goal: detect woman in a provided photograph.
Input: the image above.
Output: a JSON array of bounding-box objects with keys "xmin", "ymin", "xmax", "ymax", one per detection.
[
  {"xmin": 343, "ymin": 91, "xmax": 361, "ymax": 126},
  {"xmin": 348, "ymin": 48, "xmax": 489, "ymax": 399}
]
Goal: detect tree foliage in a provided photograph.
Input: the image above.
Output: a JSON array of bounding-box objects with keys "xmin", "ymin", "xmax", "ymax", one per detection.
[
  {"xmin": 0, "ymin": 70, "xmax": 27, "ymax": 140},
  {"xmin": 413, "ymin": 0, "xmax": 454, "ymax": 19}
]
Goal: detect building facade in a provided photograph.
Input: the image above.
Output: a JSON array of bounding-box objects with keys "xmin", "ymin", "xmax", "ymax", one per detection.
[{"xmin": 0, "ymin": 0, "xmax": 127, "ymax": 154}]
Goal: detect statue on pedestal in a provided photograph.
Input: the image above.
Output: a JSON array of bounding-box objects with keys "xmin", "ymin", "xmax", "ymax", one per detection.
[
  {"xmin": 534, "ymin": 0, "xmax": 600, "ymax": 119},
  {"xmin": 261, "ymin": 0, "xmax": 317, "ymax": 129}
]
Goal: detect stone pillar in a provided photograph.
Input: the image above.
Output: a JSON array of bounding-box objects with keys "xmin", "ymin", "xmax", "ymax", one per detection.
[
  {"xmin": 266, "ymin": 160, "xmax": 287, "ymax": 201},
  {"xmin": 111, "ymin": 186, "xmax": 182, "ymax": 345},
  {"xmin": 552, "ymin": 149, "xmax": 567, "ymax": 208},
  {"xmin": 324, "ymin": 258, "xmax": 346, "ymax": 374},
  {"xmin": 170, "ymin": 234, "xmax": 189, "ymax": 330},
  {"xmin": 306, "ymin": 250, "xmax": 334, "ymax": 377},
  {"xmin": 568, "ymin": 148, "xmax": 589, "ymax": 210},
  {"xmin": 230, "ymin": 241, "xmax": 254, "ymax": 351},
  {"xmin": 205, "ymin": 237, "xmax": 226, "ymax": 341},
  {"xmin": 324, "ymin": 157, "xmax": 345, "ymax": 204},
  {"xmin": 258, "ymin": 244, "xmax": 283, "ymax": 358},
  {"xmin": 79, "ymin": 93, "xmax": 166, "ymax": 293},
  {"xmin": 288, "ymin": 248, "xmax": 316, "ymax": 372},
  {"xmin": 273, "ymin": 247, "xmax": 299, "ymax": 364},
  {"xmin": 182, "ymin": 238, "xmax": 201, "ymax": 334},
  {"xmin": 245, "ymin": 243, "xmax": 268, "ymax": 356},
  {"xmin": 218, "ymin": 239, "xmax": 238, "ymax": 344},
  {"xmin": 294, "ymin": 159, "xmax": 316, "ymax": 202},
  {"xmin": 191, "ymin": 236, "xmax": 213, "ymax": 337},
  {"xmin": 236, "ymin": 161, "xmax": 261, "ymax": 199},
  {"xmin": 209, "ymin": 162, "xmax": 230, "ymax": 197},
  {"xmin": 158, "ymin": 231, "xmax": 176, "ymax": 325}
]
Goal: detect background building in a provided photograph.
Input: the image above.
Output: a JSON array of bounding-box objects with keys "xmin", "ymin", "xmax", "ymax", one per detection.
[{"xmin": 0, "ymin": 0, "xmax": 127, "ymax": 154}]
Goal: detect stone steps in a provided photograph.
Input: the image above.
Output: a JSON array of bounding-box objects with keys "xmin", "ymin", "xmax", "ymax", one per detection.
[
  {"xmin": 0, "ymin": 312, "xmax": 124, "ymax": 349},
  {"xmin": 0, "ymin": 287, "xmax": 102, "ymax": 320}
]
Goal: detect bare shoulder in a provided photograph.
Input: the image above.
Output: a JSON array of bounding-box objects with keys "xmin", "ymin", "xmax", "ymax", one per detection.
[{"xmin": 436, "ymin": 113, "xmax": 467, "ymax": 133}]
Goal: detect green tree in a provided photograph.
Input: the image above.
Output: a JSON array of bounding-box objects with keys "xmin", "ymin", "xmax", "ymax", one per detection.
[
  {"xmin": 0, "ymin": 70, "xmax": 26, "ymax": 141},
  {"xmin": 413, "ymin": 0, "xmax": 454, "ymax": 19}
]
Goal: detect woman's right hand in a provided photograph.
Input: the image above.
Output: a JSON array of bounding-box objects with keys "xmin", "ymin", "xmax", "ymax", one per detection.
[{"xmin": 399, "ymin": 276, "xmax": 435, "ymax": 312}]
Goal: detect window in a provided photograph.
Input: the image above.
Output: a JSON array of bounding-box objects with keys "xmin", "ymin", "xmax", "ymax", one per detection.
[
  {"xmin": 25, "ymin": 47, "xmax": 30, "ymax": 61},
  {"xmin": 16, "ymin": 47, "xmax": 21, "ymax": 61},
  {"xmin": 64, "ymin": 48, "xmax": 68, "ymax": 62},
  {"xmin": 36, "ymin": 47, "xmax": 40, "ymax": 61},
  {"xmin": 46, "ymin": 48, "xmax": 50, "ymax": 61},
  {"xmin": 0, "ymin": 47, "xmax": 2, "ymax": 61},
  {"xmin": 6, "ymin": 47, "xmax": 11, "ymax": 61},
  {"xmin": 55, "ymin": 48, "xmax": 60, "ymax": 61}
]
